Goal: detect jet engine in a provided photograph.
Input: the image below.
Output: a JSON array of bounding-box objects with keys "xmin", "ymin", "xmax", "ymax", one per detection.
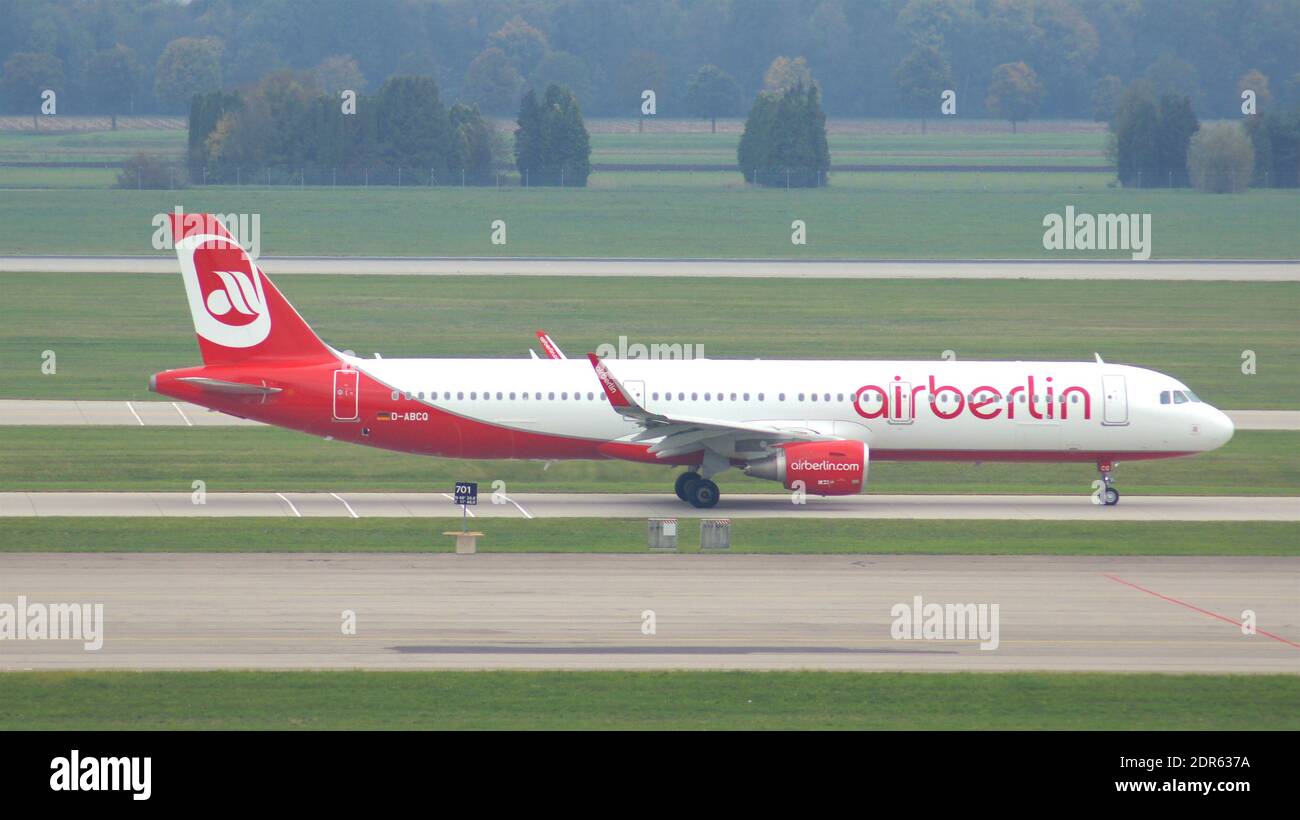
[{"xmin": 743, "ymin": 440, "xmax": 867, "ymax": 496}]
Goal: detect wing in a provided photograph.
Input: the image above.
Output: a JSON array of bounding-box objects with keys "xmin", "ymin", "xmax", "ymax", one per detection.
[{"xmin": 586, "ymin": 353, "xmax": 831, "ymax": 459}]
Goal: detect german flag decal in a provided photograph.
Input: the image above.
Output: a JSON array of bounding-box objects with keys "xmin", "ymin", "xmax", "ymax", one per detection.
[{"xmin": 375, "ymin": 411, "xmax": 394, "ymax": 421}]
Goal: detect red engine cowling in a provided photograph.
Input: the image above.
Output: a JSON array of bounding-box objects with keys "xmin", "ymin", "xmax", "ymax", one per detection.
[{"xmin": 743, "ymin": 440, "xmax": 867, "ymax": 496}]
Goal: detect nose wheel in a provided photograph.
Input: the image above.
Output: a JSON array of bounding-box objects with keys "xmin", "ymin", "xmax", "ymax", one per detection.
[{"xmin": 1097, "ymin": 462, "xmax": 1120, "ymax": 506}]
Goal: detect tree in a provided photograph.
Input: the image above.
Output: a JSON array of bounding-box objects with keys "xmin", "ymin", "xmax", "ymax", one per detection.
[
  {"xmin": 738, "ymin": 83, "xmax": 830, "ymax": 187},
  {"xmin": 1246, "ymin": 109, "xmax": 1300, "ymax": 188},
  {"xmin": 85, "ymin": 45, "xmax": 141, "ymax": 130},
  {"xmin": 374, "ymin": 75, "xmax": 452, "ymax": 174},
  {"xmin": 464, "ymin": 47, "xmax": 523, "ymax": 115},
  {"xmin": 893, "ymin": 45, "xmax": 951, "ymax": 134},
  {"xmin": 1154, "ymin": 95, "xmax": 1199, "ymax": 188},
  {"xmin": 1112, "ymin": 84, "xmax": 1159, "ymax": 187},
  {"xmin": 514, "ymin": 88, "xmax": 543, "ymax": 179},
  {"xmin": 764, "ymin": 56, "xmax": 815, "ymax": 93},
  {"xmin": 488, "ymin": 15, "xmax": 549, "ymax": 77},
  {"xmin": 154, "ymin": 37, "xmax": 223, "ymax": 112},
  {"xmin": 1143, "ymin": 55, "xmax": 1199, "ymax": 103},
  {"xmin": 313, "ymin": 55, "xmax": 365, "ymax": 97},
  {"xmin": 613, "ymin": 49, "xmax": 666, "ymax": 121},
  {"xmin": 1, "ymin": 52, "xmax": 63, "ymax": 128},
  {"xmin": 1090, "ymin": 75, "xmax": 1123, "ymax": 124},
  {"xmin": 685, "ymin": 65, "xmax": 741, "ymax": 133},
  {"xmin": 188, "ymin": 90, "xmax": 242, "ymax": 167},
  {"xmin": 529, "ymin": 51, "xmax": 593, "ymax": 110},
  {"xmin": 1188, "ymin": 123, "xmax": 1254, "ymax": 193},
  {"xmin": 985, "ymin": 62, "xmax": 1043, "ymax": 133},
  {"xmin": 513, "ymin": 84, "xmax": 590, "ymax": 186},
  {"xmin": 449, "ymin": 102, "xmax": 495, "ymax": 184},
  {"xmin": 1237, "ymin": 69, "xmax": 1271, "ymax": 115}
]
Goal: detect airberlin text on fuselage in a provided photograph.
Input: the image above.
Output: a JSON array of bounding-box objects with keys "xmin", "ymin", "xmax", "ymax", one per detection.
[{"xmin": 854, "ymin": 374, "xmax": 1092, "ymax": 421}]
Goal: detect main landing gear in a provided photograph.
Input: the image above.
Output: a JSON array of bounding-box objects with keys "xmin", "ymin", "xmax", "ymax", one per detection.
[
  {"xmin": 1097, "ymin": 461, "xmax": 1121, "ymax": 506},
  {"xmin": 675, "ymin": 470, "xmax": 720, "ymax": 509}
]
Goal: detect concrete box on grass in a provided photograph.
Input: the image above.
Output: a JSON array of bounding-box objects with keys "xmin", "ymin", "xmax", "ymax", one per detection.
[
  {"xmin": 700, "ymin": 519, "xmax": 731, "ymax": 551},
  {"xmin": 648, "ymin": 518, "xmax": 678, "ymax": 552}
]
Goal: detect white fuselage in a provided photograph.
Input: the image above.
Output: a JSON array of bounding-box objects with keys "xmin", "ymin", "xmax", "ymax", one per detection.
[{"xmin": 348, "ymin": 355, "xmax": 1234, "ymax": 461}]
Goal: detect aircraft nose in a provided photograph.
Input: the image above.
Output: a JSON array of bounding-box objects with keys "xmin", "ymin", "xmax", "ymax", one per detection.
[{"xmin": 1204, "ymin": 406, "xmax": 1235, "ymax": 449}]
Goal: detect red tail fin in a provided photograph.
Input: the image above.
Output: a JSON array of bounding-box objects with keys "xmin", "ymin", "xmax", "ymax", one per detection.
[{"xmin": 169, "ymin": 212, "xmax": 332, "ymax": 365}]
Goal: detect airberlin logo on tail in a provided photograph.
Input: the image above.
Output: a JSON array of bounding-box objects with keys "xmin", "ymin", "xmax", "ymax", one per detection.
[{"xmin": 175, "ymin": 230, "xmax": 271, "ymax": 349}]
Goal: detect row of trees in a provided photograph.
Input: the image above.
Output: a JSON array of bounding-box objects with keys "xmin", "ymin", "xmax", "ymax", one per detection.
[
  {"xmin": 1107, "ymin": 76, "xmax": 1300, "ymax": 190},
  {"xmin": 3, "ymin": 1, "xmax": 1298, "ymax": 120},
  {"xmin": 188, "ymin": 74, "xmax": 498, "ymax": 184}
]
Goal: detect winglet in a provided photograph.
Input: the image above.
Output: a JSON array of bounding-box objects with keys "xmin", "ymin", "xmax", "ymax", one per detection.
[
  {"xmin": 1094, "ymin": 352, "xmax": 1105, "ymax": 364},
  {"xmin": 536, "ymin": 330, "xmax": 567, "ymax": 360},
  {"xmin": 587, "ymin": 353, "xmax": 634, "ymax": 410}
]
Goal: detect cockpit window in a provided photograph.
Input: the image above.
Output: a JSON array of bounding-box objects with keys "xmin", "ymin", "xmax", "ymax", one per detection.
[
  {"xmin": 1173, "ymin": 391, "xmax": 1188, "ymax": 404},
  {"xmin": 1159, "ymin": 391, "xmax": 1171, "ymax": 404},
  {"xmin": 1185, "ymin": 390, "xmax": 1201, "ymax": 402}
]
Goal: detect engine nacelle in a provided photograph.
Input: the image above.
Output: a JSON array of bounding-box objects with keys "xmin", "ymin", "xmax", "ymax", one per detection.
[{"xmin": 743, "ymin": 440, "xmax": 867, "ymax": 496}]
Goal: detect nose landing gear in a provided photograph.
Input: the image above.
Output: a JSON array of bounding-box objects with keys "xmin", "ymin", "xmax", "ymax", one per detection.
[{"xmin": 1097, "ymin": 461, "xmax": 1120, "ymax": 506}]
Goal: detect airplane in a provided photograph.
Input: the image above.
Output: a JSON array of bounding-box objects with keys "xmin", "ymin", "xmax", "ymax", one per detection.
[{"xmin": 149, "ymin": 213, "xmax": 1235, "ymax": 509}]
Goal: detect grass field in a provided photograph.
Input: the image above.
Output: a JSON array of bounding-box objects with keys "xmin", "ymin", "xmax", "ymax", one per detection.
[
  {"xmin": 1, "ymin": 517, "xmax": 1294, "ymax": 555},
  {"xmin": 0, "ymin": 427, "xmax": 1293, "ymax": 495},
  {"xmin": 0, "ymin": 185, "xmax": 1295, "ymax": 258},
  {"xmin": 1, "ymin": 670, "xmax": 1294, "ymax": 729},
  {"xmin": 0, "ymin": 128, "xmax": 1106, "ymax": 168},
  {"xmin": 1, "ymin": 274, "xmax": 1295, "ymax": 407}
]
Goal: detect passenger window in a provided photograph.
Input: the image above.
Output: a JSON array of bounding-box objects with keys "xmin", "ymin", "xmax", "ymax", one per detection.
[
  {"xmin": 779, "ymin": 393, "xmax": 786, "ymax": 401},
  {"xmin": 548, "ymin": 392, "xmax": 555, "ymax": 400},
  {"xmin": 509, "ymin": 392, "xmax": 516, "ymax": 400},
  {"xmin": 496, "ymin": 392, "xmax": 503, "ymax": 400},
  {"xmin": 691, "ymin": 392, "xmax": 698, "ymax": 400},
  {"xmin": 743, "ymin": 393, "xmax": 750, "ymax": 401},
  {"xmin": 391, "ymin": 390, "xmax": 399, "ymax": 401},
  {"xmin": 798, "ymin": 393, "xmax": 805, "ymax": 401},
  {"xmin": 704, "ymin": 393, "xmax": 711, "ymax": 401},
  {"xmin": 758, "ymin": 393, "xmax": 764, "ymax": 401}
]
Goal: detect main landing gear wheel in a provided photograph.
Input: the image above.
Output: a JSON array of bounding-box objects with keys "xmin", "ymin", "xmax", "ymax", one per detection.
[
  {"xmin": 1102, "ymin": 487, "xmax": 1121, "ymax": 506},
  {"xmin": 685, "ymin": 478, "xmax": 720, "ymax": 509},
  {"xmin": 675, "ymin": 471, "xmax": 702, "ymax": 502}
]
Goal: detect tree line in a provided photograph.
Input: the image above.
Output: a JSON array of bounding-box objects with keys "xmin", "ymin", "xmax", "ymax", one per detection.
[
  {"xmin": 185, "ymin": 73, "xmax": 592, "ymax": 187},
  {"xmin": 3, "ymin": 0, "xmax": 1298, "ymax": 123}
]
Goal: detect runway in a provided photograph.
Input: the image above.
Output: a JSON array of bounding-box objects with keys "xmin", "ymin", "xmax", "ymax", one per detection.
[
  {"xmin": 0, "ymin": 553, "xmax": 1294, "ymax": 672},
  {"xmin": 2, "ymin": 256, "xmax": 1297, "ymax": 280},
  {"xmin": 1, "ymin": 400, "xmax": 1295, "ymax": 431},
  {"xmin": 1, "ymin": 491, "xmax": 1295, "ymax": 520}
]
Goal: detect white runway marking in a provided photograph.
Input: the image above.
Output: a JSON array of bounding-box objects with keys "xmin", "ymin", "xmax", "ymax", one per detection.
[
  {"xmin": 330, "ymin": 492, "xmax": 360, "ymax": 519},
  {"xmin": 275, "ymin": 493, "xmax": 302, "ymax": 518},
  {"xmin": 171, "ymin": 402, "xmax": 192, "ymax": 426},
  {"xmin": 124, "ymin": 401, "xmax": 143, "ymax": 427}
]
